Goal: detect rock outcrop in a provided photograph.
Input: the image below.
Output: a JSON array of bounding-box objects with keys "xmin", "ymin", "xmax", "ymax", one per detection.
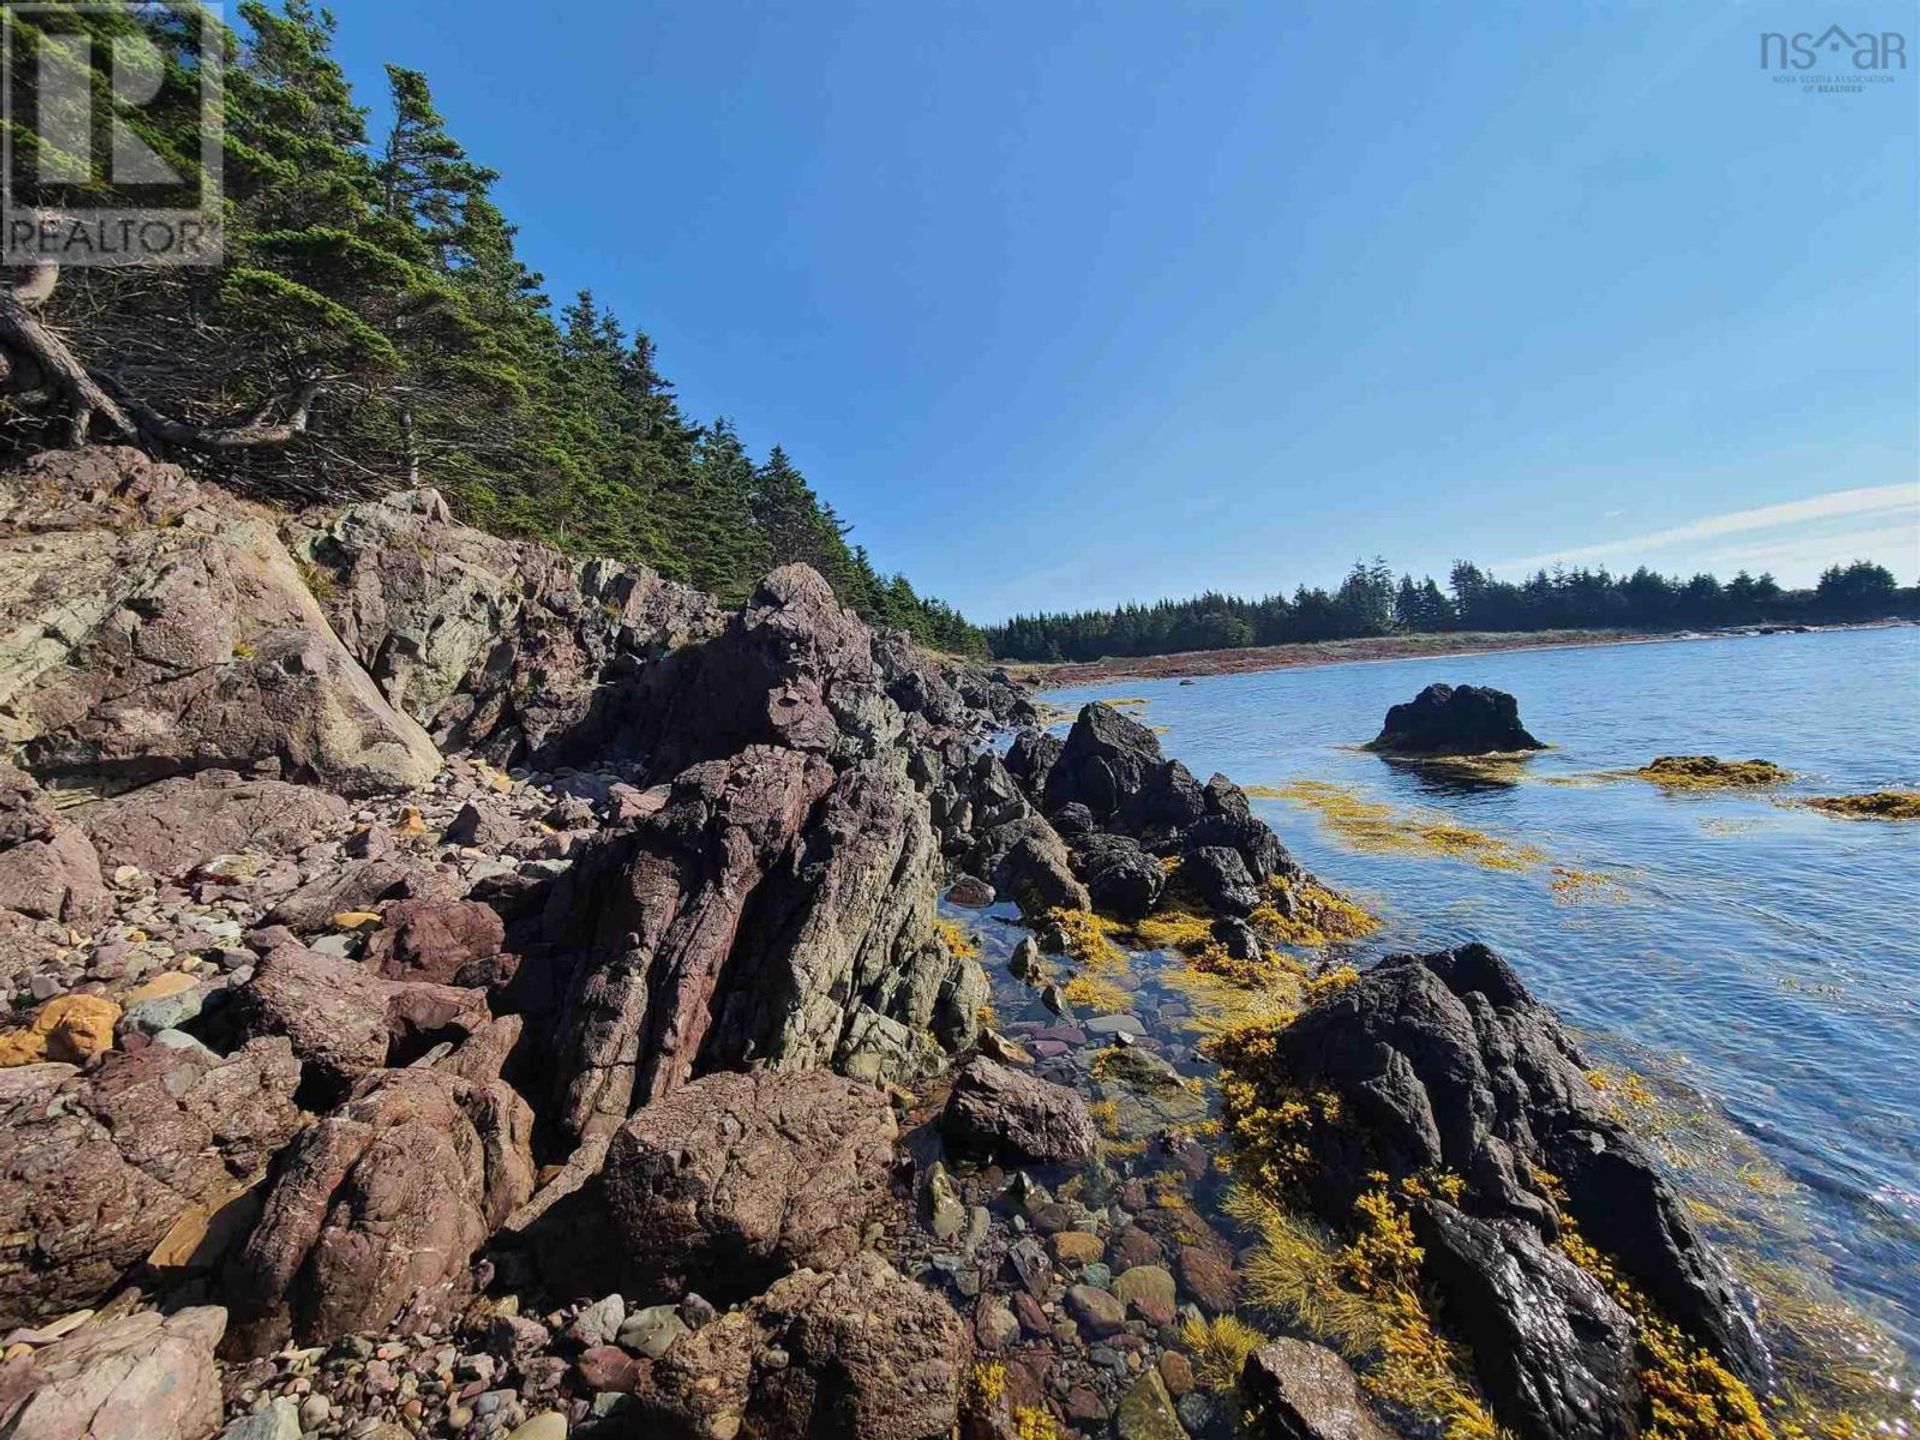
[
  {"xmin": 536, "ymin": 569, "xmax": 990, "ymax": 1146},
  {"xmin": 0, "ymin": 448, "xmax": 440, "ymax": 797},
  {"xmin": 225, "ymin": 1059, "xmax": 534, "ymax": 1355},
  {"xmin": 630, "ymin": 1252, "xmax": 967, "ymax": 1440},
  {"xmin": 1366, "ymin": 682, "xmax": 1544, "ymax": 755},
  {"xmin": 1243, "ymin": 944, "xmax": 1766, "ymax": 1439},
  {"xmin": 283, "ymin": 487, "xmax": 725, "ymax": 767},
  {"xmin": 601, "ymin": 1069, "xmax": 897, "ymax": 1302},
  {"xmin": 0, "ymin": 1040, "xmax": 302, "ymax": 1329},
  {"xmin": 0, "ymin": 1305, "xmax": 227, "ymax": 1440}
]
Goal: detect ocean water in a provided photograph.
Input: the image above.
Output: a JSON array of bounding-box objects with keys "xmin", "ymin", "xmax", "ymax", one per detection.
[{"xmin": 1039, "ymin": 626, "xmax": 1920, "ymax": 1378}]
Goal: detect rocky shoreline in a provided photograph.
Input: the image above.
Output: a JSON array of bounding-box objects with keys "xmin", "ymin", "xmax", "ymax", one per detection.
[{"xmin": 0, "ymin": 449, "xmax": 1808, "ymax": 1440}]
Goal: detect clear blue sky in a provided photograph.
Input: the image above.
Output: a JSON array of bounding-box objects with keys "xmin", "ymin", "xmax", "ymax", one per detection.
[{"xmin": 325, "ymin": 2, "xmax": 1920, "ymax": 622}]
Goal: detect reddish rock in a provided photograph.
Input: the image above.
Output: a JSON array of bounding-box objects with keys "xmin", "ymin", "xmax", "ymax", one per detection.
[
  {"xmin": 1064, "ymin": 1385, "xmax": 1107, "ymax": 1424},
  {"xmin": 940, "ymin": 1056, "xmax": 1097, "ymax": 1163},
  {"xmin": 1110, "ymin": 1225, "xmax": 1165, "ymax": 1273},
  {"xmin": 1011, "ymin": 1292, "xmax": 1050, "ymax": 1337},
  {"xmin": 79, "ymin": 770, "xmax": 349, "ymax": 876},
  {"xmin": 362, "ymin": 898, "xmax": 505, "ymax": 983},
  {"xmin": 1178, "ymin": 1244, "xmax": 1240, "ymax": 1315},
  {"xmin": 603, "ymin": 1070, "xmax": 897, "ymax": 1303},
  {"xmin": 1243, "ymin": 1338, "xmax": 1396, "ymax": 1440},
  {"xmin": 1159, "ymin": 1350, "xmax": 1196, "ymax": 1398},
  {"xmin": 576, "ymin": 1344, "xmax": 643, "ymax": 1394},
  {"xmin": 226, "ymin": 1063, "xmax": 534, "ymax": 1355},
  {"xmin": 0, "ymin": 1040, "xmax": 302, "ymax": 1330},
  {"xmin": 0, "ymin": 1304, "xmax": 226, "ymax": 1440},
  {"xmin": 229, "ymin": 943, "xmax": 490, "ymax": 1094},
  {"xmin": 0, "ymin": 764, "xmax": 109, "ymax": 934}
]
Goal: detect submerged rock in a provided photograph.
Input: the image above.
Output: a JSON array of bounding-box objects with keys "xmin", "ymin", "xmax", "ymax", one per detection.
[
  {"xmin": 1367, "ymin": 682, "xmax": 1544, "ymax": 755},
  {"xmin": 1635, "ymin": 755, "xmax": 1789, "ymax": 790}
]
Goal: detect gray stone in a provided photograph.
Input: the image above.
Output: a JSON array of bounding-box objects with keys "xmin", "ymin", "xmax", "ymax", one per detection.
[
  {"xmin": 617, "ymin": 1304, "xmax": 687, "ymax": 1360},
  {"xmin": 567, "ymin": 1293, "xmax": 626, "ymax": 1349},
  {"xmin": 218, "ymin": 1397, "xmax": 302, "ymax": 1440},
  {"xmin": 1084, "ymin": 1013, "xmax": 1145, "ymax": 1038}
]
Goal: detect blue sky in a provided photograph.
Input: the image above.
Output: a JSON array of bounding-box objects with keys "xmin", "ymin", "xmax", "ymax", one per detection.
[{"xmin": 326, "ymin": 2, "xmax": 1920, "ymax": 622}]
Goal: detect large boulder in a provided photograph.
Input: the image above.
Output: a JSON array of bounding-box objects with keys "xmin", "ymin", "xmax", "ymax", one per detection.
[
  {"xmin": 0, "ymin": 1305, "xmax": 226, "ymax": 1440},
  {"xmin": 1410, "ymin": 1201, "xmax": 1636, "ymax": 1440},
  {"xmin": 225, "ymin": 1060, "xmax": 533, "ymax": 1355},
  {"xmin": 1367, "ymin": 683, "xmax": 1544, "ymax": 755},
  {"xmin": 1253, "ymin": 944, "xmax": 1765, "ymax": 1432},
  {"xmin": 630, "ymin": 1252, "xmax": 967, "ymax": 1440},
  {"xmin": 283, "ymin": 488, "xmax": 723, "ymax": 765},
  {"xmin": 989, "ymin": 816, "xmax": 1091, "ymax": 917},
  {"xmin": 543, "ymin": 746, "xmax": 979, "ymax": 1144},
  {"xmin": 1042, "ymin": 703, "xmax": 1164, "ymax": 822},
  {"xmin": 0, "ymin": 1040, "xmax": 302, "ymax": 1329},
  {"xmin": 77, "ymin": 769, "xmax": 348, "ymax": 877},
  {"xmin": 227, "ymin": 943, "xmax": 490, "ymax": 1098},
  {"xmin": 940, "ymin": 1056, "xmax": 1098, "ymax": 1163},
  {"xmin": 1069, "ymin": 831, "xmax": 1165, "ymax": 921},
  {"xmin": 0, "ymin": 447, "xmax": 440, "ymax": 797},
  {"xmin": 602, "ymin": 1070, "xmax": 897, "ymax": 1302}
]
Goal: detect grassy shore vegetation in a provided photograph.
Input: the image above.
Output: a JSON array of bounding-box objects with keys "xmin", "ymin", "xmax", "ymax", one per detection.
[{"xmin": 0, "ymin": 3, "xmax": 982, "ymax": 653}]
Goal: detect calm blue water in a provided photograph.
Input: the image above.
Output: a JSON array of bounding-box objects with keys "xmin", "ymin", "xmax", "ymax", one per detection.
[{"xmin": 1045, "ymin": 626, "xmax": 1920, "ymax": 1369}]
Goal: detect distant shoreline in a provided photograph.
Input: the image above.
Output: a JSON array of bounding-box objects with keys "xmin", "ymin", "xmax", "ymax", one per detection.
[{"xmin": 1014, "ymin": 620, "xmax": 1913, "ymax": 689}]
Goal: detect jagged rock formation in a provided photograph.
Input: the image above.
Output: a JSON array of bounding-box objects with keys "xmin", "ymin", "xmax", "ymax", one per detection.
[
  {"xmin": 534, "ymin": 567, "xmax": 995, "ymax": 1145},
  {"xmin": 225, "ymin": 1051, "xmax": 535, "ymax": 1357},
  {"xmin": 1248, "ymin": 943, "xmax": 1766, "ymax": 1440},
  {"xmin": 0, "ymin": 1040, "xmax": 302, "ymax": 1329},
  {"xmin": 1366, "ymin": 682, "xmax": 1544, "ymax": 755},
  {"xmin": 932, "ymin": 700, "xmax": 1326, "ymax": 937},
  {"xmin": 283, "ymin": 488, "xmax": 726, "ymax": 768},
  {"xmin": 0, "ymin": 763, "xmax": 110, "ymax": 983}
]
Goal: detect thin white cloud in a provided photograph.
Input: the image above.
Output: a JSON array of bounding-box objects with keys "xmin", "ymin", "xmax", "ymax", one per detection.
[{"xmin": 1500, "ymin": 483, "xmax": 1919, "ymax": 572}]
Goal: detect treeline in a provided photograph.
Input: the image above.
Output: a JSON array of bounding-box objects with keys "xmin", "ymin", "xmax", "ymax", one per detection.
[
  {"xmin": 0, "ymin": 2, "xmax": 982, "ymax": 654},
  {"xmin": 987, "ymin": 558, "xmax": 1917, "ymax": 663}
]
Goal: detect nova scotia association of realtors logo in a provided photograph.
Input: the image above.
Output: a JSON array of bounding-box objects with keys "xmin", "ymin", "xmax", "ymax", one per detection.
[{"xmin": 1759, "ymin": 24, "xmax": 1909, "ymax": 93}]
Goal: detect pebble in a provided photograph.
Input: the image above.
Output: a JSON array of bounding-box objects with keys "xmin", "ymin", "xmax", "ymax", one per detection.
[
  {"xmin": 297, "ymin": 1393, "xmax": 332, "ymax": 1430},
  {"xmin": 616, "ymin": 1304, "xmax": 685, "ymax": 1359}
]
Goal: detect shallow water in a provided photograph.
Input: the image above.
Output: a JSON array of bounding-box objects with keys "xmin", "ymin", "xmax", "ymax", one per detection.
[{"xmin": 1037, "ymin": 626, "xmax": 1920, "ymax": 1384}]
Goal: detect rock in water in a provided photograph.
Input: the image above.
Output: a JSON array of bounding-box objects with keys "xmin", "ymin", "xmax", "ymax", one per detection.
[
  {"xmin": 1241, "ymin": 1339, "xmax": 1394, "ymax": 1440},
  {"xmin": 0, "ymin": 1305, "xmax": 226, "ymax": 1440},
  {"xmin": 602, "ymin": 1070, "xmax": 897, "ymax": 1302},
  {"xmin": 1366, "ymin": 682, "xmax": 1544, "ymax": 755},
  {"xmin": 1240, "ymin": 943, "xmax": 1766, "ymax": 1438},
  {"xmin": 940, "ymin": 1055, "xmax": 1098, "ymax": 1162}
]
